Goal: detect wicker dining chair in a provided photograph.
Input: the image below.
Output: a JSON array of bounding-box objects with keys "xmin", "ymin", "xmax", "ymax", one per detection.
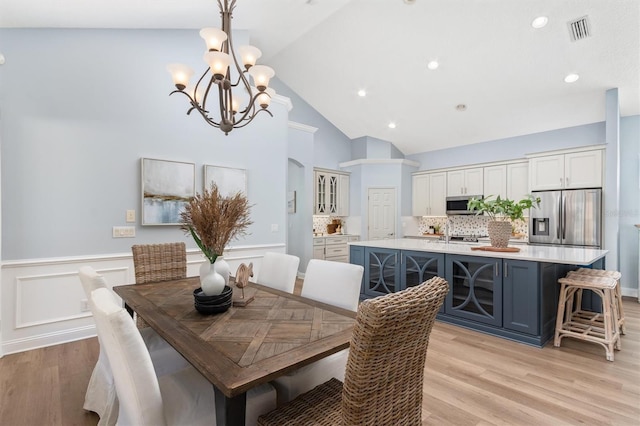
[
  {"xmin": 131, "ymin": 242, "xmax": 187, "ymax": 329},
  {"xmin": 257, "ymin": 276, "xmax": 449, "ymax": 426}
]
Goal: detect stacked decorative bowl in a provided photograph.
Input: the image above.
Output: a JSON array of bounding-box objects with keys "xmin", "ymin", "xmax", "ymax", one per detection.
[{"xmin": 193, "ymin": 286, "xmax": 233, "ymax": 314}]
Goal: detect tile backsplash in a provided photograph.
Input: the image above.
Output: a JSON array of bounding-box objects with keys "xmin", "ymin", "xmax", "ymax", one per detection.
[
  {"xmin": 313, "ymin": 216, "xmax": 345, "ymax": 234},
  {"xmin": 418, "ymin": 215, "xmax": 528, "ymax": 237}
]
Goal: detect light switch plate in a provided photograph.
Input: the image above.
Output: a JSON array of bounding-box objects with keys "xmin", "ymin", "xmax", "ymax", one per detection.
[{"xmin": 126, "ymin": 210, "xmax": 136, "ymax": 223}]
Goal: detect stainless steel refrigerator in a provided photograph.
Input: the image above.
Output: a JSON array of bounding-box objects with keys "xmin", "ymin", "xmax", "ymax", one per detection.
[{"xmin": 529, "ymin": 188, "xmax": 602, "ymax": 247}]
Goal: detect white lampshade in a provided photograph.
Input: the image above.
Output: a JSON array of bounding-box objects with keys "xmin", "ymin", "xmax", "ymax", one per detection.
[
  {"xmin": 248, "ymin": 65, "xmax": 275, "ymax": 91},
  {"xmin": 203, "ymin": 51, "xmax": 231, "ymax": 79},
  {"xmin": 166, "ymin": 63, "xmax": 194, "ymax": 90},
  {"xmin": 255, "ymin": 87, "xmax": 275, "ymax": 109},
  {"xmin": 184, "ymin": 84, "xmax": 207, "ymax": 104},
  {"xmin": 238, "ymin": 45, "xmax": 262, "ymax": 69},
  {"xmin": 199, "ymin": 28, "xmax": 228, "ymax": 51},
  {"xmin": 228, "ymin": 95, "xmax": 241, "ymax": 114}
]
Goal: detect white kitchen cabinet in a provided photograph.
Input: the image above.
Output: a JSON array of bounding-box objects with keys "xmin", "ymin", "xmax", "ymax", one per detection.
[
  {"xmin": 313, "ymin": 237, "xmax": 325, "ymax": 259},
  {"xmin": 314, "ymin": 169, "xmax": 350, "ymax": 216},
  {"xmin": 529, "ymin": 149, "xmax": 602, "ymax": 191},
  {"xmin": 506, "ymin": 161, "xmax": 529, "ymax": 201},
  {"xmin": 412, "ymin": 172, "xmax": 446, "ymax": 216},
  {"xmin": 483, "ymin": 165, "xmax": 507, "ymax": 199},
  {"xmin": 337, "ymin": 174, "xmax": 350, "ymax": 216},
  {"xmin": 313, "ymin": 235, "xmax": 357, "ymax": 263},
  {"xmin": 447, "ymin": 167, "xmax": 483, "ymax": 196}
]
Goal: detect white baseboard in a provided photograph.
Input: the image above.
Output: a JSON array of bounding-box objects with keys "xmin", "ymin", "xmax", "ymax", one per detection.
[{"xmin": 1, "ymin": 325, "xmax": 96, "ymax": 357}]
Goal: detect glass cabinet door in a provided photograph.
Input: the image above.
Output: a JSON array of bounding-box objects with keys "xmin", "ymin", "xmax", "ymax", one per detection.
[
  {"xmin": 445, "ymin": 254, "xmax": 502, "ymax": 326},
  {"xmin": 402, "ymin": 251, "xmax": 445, "ymax": 312},
  {"xmin": 364, "ymin": 248, "xmax": 399, "ymax": 297},
  {"xmin": 316, "ymin": 173, "xmax": 326, "ymax": 214}
]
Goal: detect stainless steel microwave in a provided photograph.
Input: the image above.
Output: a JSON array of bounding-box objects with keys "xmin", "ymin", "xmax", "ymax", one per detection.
[{"xmin": 446, "ymin": 195, "xmax": 483, "ymax": 215}]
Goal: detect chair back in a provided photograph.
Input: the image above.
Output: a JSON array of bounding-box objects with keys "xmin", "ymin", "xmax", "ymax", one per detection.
[
  {"xmin": 257, "ymin": 252, "xmax": 300, "ymax": 293},
  {"xmin": 341, "ymin": 276, "xmax": 449, "ymax": 425},
  {"xmin": 89, "ymin": 287, "xmax": 166, "ymax": 426},
  {"xmin": 132, "ymin": 242, "xmax": 187, "ymax": 284},
  {"xmin": 301, "ymin": 259, "xmax": 364, "ymax": 312}
]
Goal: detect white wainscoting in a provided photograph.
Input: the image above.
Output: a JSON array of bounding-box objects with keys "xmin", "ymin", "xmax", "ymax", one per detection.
[{"xmin": 0, "ymin": 244, "xmax": 286, "ymax": 357}]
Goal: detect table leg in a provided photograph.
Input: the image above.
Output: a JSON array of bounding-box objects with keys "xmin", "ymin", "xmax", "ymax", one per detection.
[{"xmin": 214, "ymin": 386, "xmax": 246, "ymax": 426}]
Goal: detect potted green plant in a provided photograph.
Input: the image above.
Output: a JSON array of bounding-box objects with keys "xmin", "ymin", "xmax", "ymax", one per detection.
[{"xmin": 467, "ymin": 194, "xmax": 540, "ymax": 247}]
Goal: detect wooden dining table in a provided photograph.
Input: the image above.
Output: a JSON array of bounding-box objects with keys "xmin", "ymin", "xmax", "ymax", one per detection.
[{"xmin": 113, "ymin": 276, "xmax": 356, "ymax": 426}]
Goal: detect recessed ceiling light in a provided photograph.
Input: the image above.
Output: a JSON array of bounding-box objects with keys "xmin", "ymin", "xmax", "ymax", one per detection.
[
  {"xmin": 427, "ymin": 60, "xmax": 439, "ymax": 70},
  {"xmin": 455, "ymin": 104, "xmax": 467, "ymax": 112},
  {"xmin": 403, "ymin": 0, "xmax": 416, "ymax": 4},
  {"xmin": 357, "ymin": 89, "xmax": 367, "ymax": 97},
  {"xmin": 388, "ymin": 122, "xmax": 397, "ymax": 129},
  {"xmin": 531, "ymin": 16, "xmax": 548, "ymax": 29},
  {"xmin": 564, "ymin": 73, "xmax": 580, "ymax": 83}
]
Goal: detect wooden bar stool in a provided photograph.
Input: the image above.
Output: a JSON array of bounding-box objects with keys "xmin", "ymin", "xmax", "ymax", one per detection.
[
  {"xmin": 554, "ymin": 274, "xmax": 620, "ymax": 361},
  {"xmin": 569, "ymin": 268, "xmax": 625, "ymax": 335}
]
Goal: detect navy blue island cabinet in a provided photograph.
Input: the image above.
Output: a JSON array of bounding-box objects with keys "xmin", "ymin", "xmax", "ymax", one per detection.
[{"xmin": 350, "ymin": 246, "xmax": 572, "ymax": 347}]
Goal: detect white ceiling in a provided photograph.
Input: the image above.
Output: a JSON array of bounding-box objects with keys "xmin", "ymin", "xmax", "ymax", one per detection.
[{"xmin": 1, "ymin": 0, "xmax": 639, "ymax": 155}]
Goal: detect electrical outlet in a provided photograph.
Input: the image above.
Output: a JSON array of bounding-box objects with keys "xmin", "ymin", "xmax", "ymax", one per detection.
[
  {"xmin": 271, "ymin": 224, "xmax": 279, "ymax": 232},
  {"xmin": 112, "ymin": 226, "xmax": 136, "ymax": 238},
  {"xmin": 80, "ymin": 299, "xmax": 90, "ymax": 312},
  {"xmin": 126, "ymin": 209, "xmax": 136, "ymax": 223}
]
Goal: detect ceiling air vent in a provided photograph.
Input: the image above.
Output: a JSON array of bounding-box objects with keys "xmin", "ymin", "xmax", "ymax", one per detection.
[{"xmin": 568, "ymin": 16, "xmax": 591, "ymax": 41}]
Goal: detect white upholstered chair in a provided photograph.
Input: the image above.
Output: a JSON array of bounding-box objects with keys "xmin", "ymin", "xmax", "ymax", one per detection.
[
  {"xmin": 78, "ymin": 266, "xmax": 190, "ymax": 425},
  {"xmin": 256, "ymin": 252, "xmax": 300, "ymax": 294},
  {"xmin": 270, "ymin": 259, "xmax": 364, "ymax": 405},
  {"xmin": 89, "ymin": 287, "xmax": 277, "ymax": 426}
]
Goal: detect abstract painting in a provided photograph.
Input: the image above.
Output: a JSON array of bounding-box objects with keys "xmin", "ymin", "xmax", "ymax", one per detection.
[
  {"xmin": 204, "ymin": 165, "xmax": 247, "ymax": 197},
  {"xmin": 141, "ymin": 158, "xmax": 195, "ymax": 225}
]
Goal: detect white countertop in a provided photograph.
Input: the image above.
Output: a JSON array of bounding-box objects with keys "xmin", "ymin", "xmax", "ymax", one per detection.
[{"xmin": 349, "ymin": 239, "xmax": 607, "ymax": 265}]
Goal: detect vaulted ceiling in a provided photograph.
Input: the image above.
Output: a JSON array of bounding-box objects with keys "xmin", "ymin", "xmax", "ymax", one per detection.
[{"xmin": 1, "ymin": 0, "xmax": 638, "ymax": 154}]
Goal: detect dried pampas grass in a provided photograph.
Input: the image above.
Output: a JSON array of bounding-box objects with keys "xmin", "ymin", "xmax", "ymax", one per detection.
[{"xmin": 180, "ymin": 183, "xmax": 253, "ymax": 263}]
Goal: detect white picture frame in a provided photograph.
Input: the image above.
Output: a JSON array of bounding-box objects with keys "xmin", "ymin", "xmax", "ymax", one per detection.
[
  {"xmin": 141, "ymin": 158, "xmax": 195, "ymax": 226},
  {"xmin": 204, "ymin": 165, "xmax": 247, "ymax": 197}
]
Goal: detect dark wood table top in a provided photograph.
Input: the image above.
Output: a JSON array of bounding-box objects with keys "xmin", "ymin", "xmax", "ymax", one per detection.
[{"xmin": 113, "ymin": 277, "xmax": 356, "ymax": 398}]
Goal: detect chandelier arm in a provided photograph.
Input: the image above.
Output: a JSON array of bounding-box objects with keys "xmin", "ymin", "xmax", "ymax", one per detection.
[
  {"xmin": 195, "ymin": 70, "xmax": 215, "ymax": 111},
  {"xmin": 169, "ymin": 89, "xmax": 222, "ymax": 127},
  {"xmin": 232, "ymin": 109, "xmax": 274, "ymax": 129}
]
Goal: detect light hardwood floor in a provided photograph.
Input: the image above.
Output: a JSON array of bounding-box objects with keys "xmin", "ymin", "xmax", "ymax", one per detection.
[{"xmin": 1, "ymin": 297, "xmax": 638, "ymax": 425}]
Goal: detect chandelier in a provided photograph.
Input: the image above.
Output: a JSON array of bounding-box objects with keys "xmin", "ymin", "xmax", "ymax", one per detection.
[{"xmin": 167, "ymin": 0, "xmax": 276, "ymax": 135}]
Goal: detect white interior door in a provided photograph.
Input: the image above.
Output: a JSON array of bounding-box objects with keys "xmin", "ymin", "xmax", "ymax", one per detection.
[{"xmin": 368, "ymin": 188, "xmax": 396, "ymax": 240}]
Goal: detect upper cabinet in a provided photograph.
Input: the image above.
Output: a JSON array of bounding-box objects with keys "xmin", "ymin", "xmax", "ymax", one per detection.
[
  {"xmin": 314, "ymin": 169, "xmax": 350, "ymax": 216},
  {"xmin": 412, "ymin": 172, "xmax": 446, "ymax": 216},
  {"xmin": 506, "ymin": 162, "xmax": 529, "ymax": 201},
  {"xmin": 483, "ymin": 165, "xmax": 507, "ymax": 199},
  {"xmin": 529, "ymin": 149, "xmax": 603, "ymax": 191},
  {"xmin": 447, "ymin": 167, "xmax": 483, "ymax": 196},
  {"xmin": 482, "ymin": 161, "xmax": 529, "ymax": 201}
]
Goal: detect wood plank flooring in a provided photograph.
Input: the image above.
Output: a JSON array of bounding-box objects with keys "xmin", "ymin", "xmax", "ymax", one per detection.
[{"xmin": 1, "ymin": 295, "xmax": 638, "ymax": 425}]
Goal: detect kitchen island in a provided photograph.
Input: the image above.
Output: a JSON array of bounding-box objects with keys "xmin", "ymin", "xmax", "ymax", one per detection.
[{"xmin": 349, "ymin": 239, "xmax": 608, "ymax": 347}]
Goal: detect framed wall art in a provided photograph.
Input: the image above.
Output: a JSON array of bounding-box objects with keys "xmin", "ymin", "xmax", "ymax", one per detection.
[
  {"xmin": 141, "ymin": 158, "xmax": 195, "ymax": 225},
  {"xmin": 204, "ymin": 164, "xmax": 247, "ymax": 197},
  {"xmin": 287, "ymin": 191, "xmax": 296, "ymax": 214}
]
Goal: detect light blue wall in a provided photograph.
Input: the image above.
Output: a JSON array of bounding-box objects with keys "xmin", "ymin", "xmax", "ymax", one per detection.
[
  {"xmin": 288, "ymin": 127, "xmax": 316, "ymax": 272},
  {"xmin": 407, "ymin": 122, "xmax": 606, "ymax": 170},
  {"xmin": 619, "ymin": 115, "xmax": 640, "ymax": 292},
  {"xmin": 351, "ymin": 137, "xmax": 368, "ymax": 160},
  {"xmin": 269, "ymin": 78, "xmax": 352, "ymax": 170},
  {"xmin": 0, "ymin": 28, "xmax": 289, "ymax": 260}
]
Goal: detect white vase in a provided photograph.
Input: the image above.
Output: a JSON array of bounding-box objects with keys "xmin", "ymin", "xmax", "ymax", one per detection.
[
  {"xmin": 199, "ymin": 262, "xmax": 225, "ymax": 296},
  {"xmin": 213, "ymin": 256, "xmax": 230, "ymax": 287}
]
